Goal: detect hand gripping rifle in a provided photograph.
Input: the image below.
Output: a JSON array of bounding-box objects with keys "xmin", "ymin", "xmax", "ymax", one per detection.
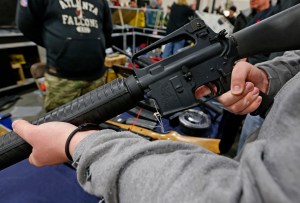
[{"xmin": 0, "ymin": 5, "xmax": 300, "ymax": 170}]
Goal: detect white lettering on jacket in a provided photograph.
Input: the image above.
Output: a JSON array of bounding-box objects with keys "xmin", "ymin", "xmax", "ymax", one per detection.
[
  {"xmin": 59, "ymin": 0, "xmax": 98, "ymax": 15},
  {"xmin": 59, "ymin": 0, "xmax": 100, "ymax": 33}
]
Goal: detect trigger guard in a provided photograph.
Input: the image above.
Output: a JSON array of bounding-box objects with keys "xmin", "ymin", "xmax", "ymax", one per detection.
[
  {"xmin": 204, "ymin": 81, "xmax": 224, "ymax": 99},
  {"xmin": 212, "ymin": 80, "xmax": 227, "ymax": 96},
  {"xmin": 205, "ymin": 83, "xmax": 217, "ymax": 97}
]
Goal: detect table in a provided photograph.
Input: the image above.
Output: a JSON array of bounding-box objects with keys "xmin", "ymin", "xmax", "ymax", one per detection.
[{"xmin": 0, "ymin": 160, "xmax": 99, "ymax": 203}]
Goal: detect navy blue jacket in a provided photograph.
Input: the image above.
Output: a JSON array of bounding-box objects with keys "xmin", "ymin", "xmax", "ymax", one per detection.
[{"xmin": 17, "ymin": 0, "xmax": 113, "ymax": 80}]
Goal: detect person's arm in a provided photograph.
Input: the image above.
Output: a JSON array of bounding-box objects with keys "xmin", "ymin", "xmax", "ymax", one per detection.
[
  {"xmin": 195, "ymin": 50, "xmax": 300, "ymax": 115},
  {"xmin": 12, "ymin": 120, "xmax": 96, "ymax": 166},
  {"xmin": 73, "ymin": 119, "xmax": 300, "ymax": 203},
  {"xmin": 13, "ymin": 82, "xmax": 300, "ymax": 203},
  {"xmin": 256, "ymin": 50, "xmax": 300, "ymax": 97},
  {"xmin": 12, "ymin": 55, "xmax": 300, "ymax": 202},
  {"xmin": 195, "ymin": 61, "xmax": 266, "ymax": 115},
  {"xmin": 16, "ymin": 0, "xmax": 46, "ymax": 46},
  {"xmin": 73, "ymin": 131, "xmax": 240, "ymax": 202},
  {"xmin": 13, "ymin": 119, "xmax": 240, "ymax": 202}
]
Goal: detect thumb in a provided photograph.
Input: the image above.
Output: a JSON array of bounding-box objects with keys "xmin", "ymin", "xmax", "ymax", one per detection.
[
  {"xmin": 231, "ymin": 61, "xmax": 251, "ymax": 95},
  {"xmin": 12, "ymin": 120, "xmax": 37, "ymax": 144}
]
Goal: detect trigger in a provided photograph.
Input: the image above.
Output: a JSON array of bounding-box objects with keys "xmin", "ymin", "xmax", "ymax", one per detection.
[{"xmin": 205, "ymin": 83, "xmax": 216, "ymax": 96}]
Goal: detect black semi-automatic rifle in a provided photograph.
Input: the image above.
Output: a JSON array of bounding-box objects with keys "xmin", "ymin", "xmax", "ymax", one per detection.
[{"xmin": 0, "ymin": 5, "xmax": 300, "ymax": 170}]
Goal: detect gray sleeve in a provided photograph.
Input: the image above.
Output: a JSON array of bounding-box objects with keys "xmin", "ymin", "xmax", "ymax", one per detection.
[
  {"xmin": 71, "ymin": 50, "xmax": 300, "ymax": 202},
  {"xmin": 73, "ymin": 130, "xmax": 238, "ymax": 203},
  {"xmin": 72, "ymin": 126, "xmax": 299, "ymax": 203},
  {"xmin": 256, "ymin": 50, "xmax": 300, "ymax": 96}
]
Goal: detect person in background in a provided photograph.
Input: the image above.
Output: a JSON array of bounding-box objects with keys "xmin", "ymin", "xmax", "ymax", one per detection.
[
  {"xmin": 109, "ymin": 0, "xmax": 121, "ymax": 7},
  {"xmin": 233, "ymin": 1, "xmax": 257, "ymax": 33},
  {"xmin": 17, "ymin": 0, "xmax": 113, "ymax": 112},
  {"xmin": 162, "ymin": 0, "xmax": 195, "ymax": 58},
  {"xmin": 145, "ymin": 0, "xmax": 162, "ymax": 28},
  {"xmin": 191, "ymin": 0, "xmax": 197, "ymax": 10},
  {"xmin": 156, "ymin": 0, "xmax": 162, "ymax": 8},
  {"xmin": 226, "ymin": 5, "xmax": 237, "ymax": 25},
  {"xmin": 215, "ymin": 5, "xmax": 223, "ymax": 14},
  {"xmin": 243, "ymin": 0, "xmax": 276, "ymax": 64},
  {"xmin": 203, "ymin": 6, "xmax": 209, "ymax": 13},
  {"xmin": 277, "ymin": 0, "xmax": 300, "ymax": 10},
  {"xmin": 128, "ymin": 0, "xmax": 137, "ymax": 7},
  {"xmin": 163, "ymin": 5, "xmax": 171, "ymax": 27},
  {"xmin": 128, "ymin": 0, "xmax": 146, "ymax": 27},
  {"xmin": 13, "ymin": 50, "xmax": 300, "ymax": 202}
]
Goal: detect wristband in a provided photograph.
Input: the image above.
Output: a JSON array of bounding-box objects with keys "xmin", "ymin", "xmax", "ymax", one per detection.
[{"xmin": 65, "ymin": 123, "xmax": 100, "ymax": 161}]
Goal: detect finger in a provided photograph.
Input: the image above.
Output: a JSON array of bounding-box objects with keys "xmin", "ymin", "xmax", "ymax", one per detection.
[
  {"xmin": 225, "ymin": 87, "xmax": 260, "ymax": 113},
  {"xmin": 195, "ymin": 83, "xmax": 218, "ymax": 100},
  {"xmin": 230, "ymin": 61, "xmax": 252, "ymax": 95},
  {"xmin": 238, "ymin": 96, "xmax": 262, "ymax": 115},
  {"xmin": 28, "ymin": 146, "xmax": 46, "ymax": 167},
  {"xmin": 28, "ymin": 153, "xmax": 42, "ymax": 167},
  {"xmin": 218, "ymin": 82, "xmax": 255, "ymax": 107},
  {"xmin": 195, "ymin": 86, "xmax": 211, "ymax": 99},
  {"xmin": 28, "ymin": 154, "xmax": 36, "ymax": 166},
  {"xmin": 12, "ymin": 120, "xmax": 37, "ymax": 144}
]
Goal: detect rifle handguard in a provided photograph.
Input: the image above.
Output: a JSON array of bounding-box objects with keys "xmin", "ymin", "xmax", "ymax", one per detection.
[{"xmin": 0, "ymin": 77, "xmax": 144, "ymax": 170}]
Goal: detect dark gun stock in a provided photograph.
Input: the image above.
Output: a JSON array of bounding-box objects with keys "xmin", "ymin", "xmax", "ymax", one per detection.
[{"xmin": 0, "ymin": 4, "xmax": 300, "ymax": 170}]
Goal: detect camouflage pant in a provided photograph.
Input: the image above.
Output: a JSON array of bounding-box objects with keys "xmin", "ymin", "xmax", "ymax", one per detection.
[{"xmin": 44, "ymin": 72, "xmax": 107, "ymax": 112}]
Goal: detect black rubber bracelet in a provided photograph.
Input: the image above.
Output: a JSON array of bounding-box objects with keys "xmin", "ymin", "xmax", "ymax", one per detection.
[{"xmin": 65, "ymin": 123, "xmax": 100, "ymax": 161}]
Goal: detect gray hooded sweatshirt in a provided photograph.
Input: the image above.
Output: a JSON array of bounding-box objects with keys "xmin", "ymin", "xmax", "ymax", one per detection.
[{"xmin": 73, "ymin": 50, "xmax": 300, "ymax": 203}]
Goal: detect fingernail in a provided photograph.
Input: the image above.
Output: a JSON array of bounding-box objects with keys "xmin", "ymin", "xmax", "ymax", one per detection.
[
  {"xmin": 245, "ymin": 82, "xmax": 254, "ymax": 91},
  {"xmin": 12, "ymin": 121, "xmax": 18, "ymax": 130},
  {"xmin": 257, "ymin": 96, "xmax": 262, "ymax": 102},
  {"xmin": 232, "ymin": 85, "xmax": 241, "ymax": 94},
  {"xmin": 253, "ymin": 88, "xmax": 259, "ymax": 96},
  {"xmin": 12, "ymin": 120, "xmax": 22, "ymax": 131}
]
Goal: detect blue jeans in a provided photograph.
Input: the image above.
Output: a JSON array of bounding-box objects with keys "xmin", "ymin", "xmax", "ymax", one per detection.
[
  {"xmin": 238, "ymin": 114, "xmax": 264, "ymax": 152},
  {"xmin": 162, "ymin": 40, "xmax": 185, "ymax": 58}
]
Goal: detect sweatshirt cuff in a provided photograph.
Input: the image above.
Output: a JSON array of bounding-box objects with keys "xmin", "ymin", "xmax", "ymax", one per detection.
[
  {"xmin": 257, "ymin": 65, "xmax": 282, "ymax": 97},
  {"xmin": 72, "ymin": 129, "xmax": 115, "ymax": 164}
]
